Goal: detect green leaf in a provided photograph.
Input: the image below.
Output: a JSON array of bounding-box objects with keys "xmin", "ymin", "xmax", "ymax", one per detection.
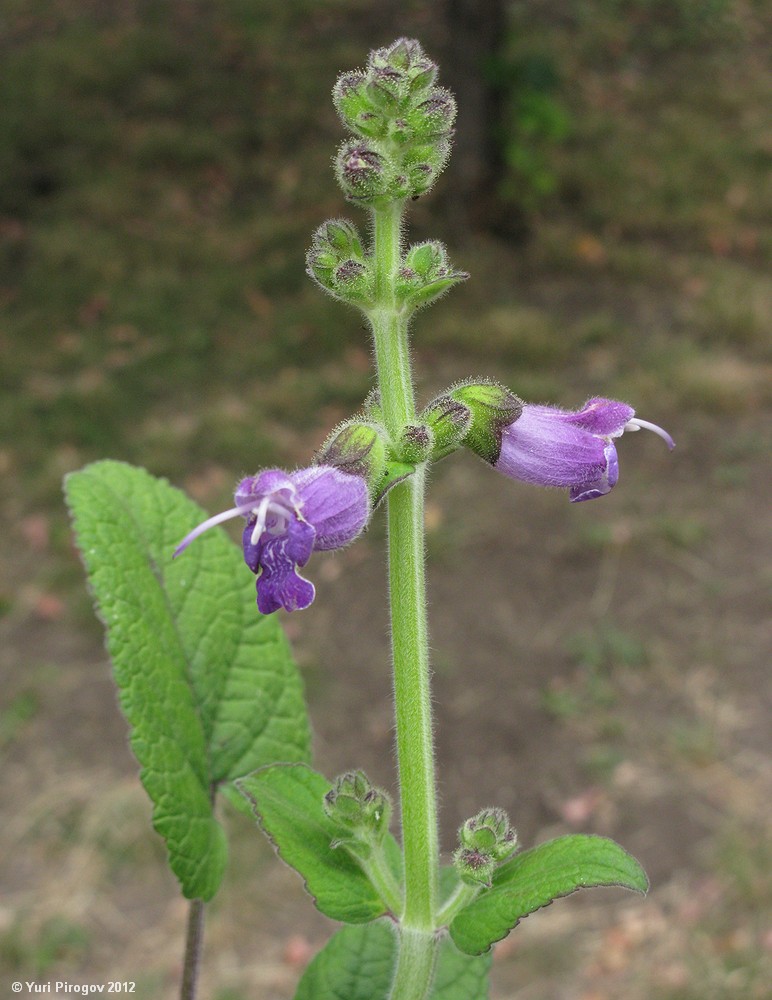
[
  {"xmin": 293, "ymin": 921, "xmax": 394, "ymax": 1000},
  {"xmin": 237, "ymin": 763, "xmax": 402, "ymax": 923},
  {"xmin": 294, "ymin": 921, "xmax": 491, "ymax": 1000},
  {"xmin": 64, "ymin": 460, "xmax": 311, "ymax": 901},
  {"xmin": 449, "ymin": 834, "xmax": 648, "ymax": 956},
  {"xmin": 432, "ymin": 936, "xmax": 492, "ymax": 1000}
]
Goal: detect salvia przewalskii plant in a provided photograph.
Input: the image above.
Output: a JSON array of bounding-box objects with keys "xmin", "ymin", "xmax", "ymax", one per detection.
[{"xmin": 65, "ymin": 38, "xmax": 673, "ymax": 1000}]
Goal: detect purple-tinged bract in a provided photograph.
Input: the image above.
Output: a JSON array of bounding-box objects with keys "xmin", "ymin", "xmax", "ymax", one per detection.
[
  {"xmin": 495, "ymin": 397, "xmax": 674, "ymax": 502},
  {"xmin": 175, "ymin": 465, "xmax": 369, "ymax": 613}
]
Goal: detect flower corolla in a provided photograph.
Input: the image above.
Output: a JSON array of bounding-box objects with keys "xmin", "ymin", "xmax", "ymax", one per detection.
[
  {"xmin": 495, "ymin": 398, "xmax": 674, "ymax": 502},
  {"xmin": 174, "ymin": 466, "xmax": 369, "ymax": 613}
]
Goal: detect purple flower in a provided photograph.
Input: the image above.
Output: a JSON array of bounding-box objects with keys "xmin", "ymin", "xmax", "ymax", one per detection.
[
  {"xmin": 174, "ymin": 466, "xmax": 369, "ymax": 613},
  {"xmin": 495, "ymin": 397, "xmax": 674, "ymax": 502}
]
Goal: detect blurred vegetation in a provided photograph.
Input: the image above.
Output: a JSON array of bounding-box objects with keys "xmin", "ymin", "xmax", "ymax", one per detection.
[
  {"xmin": 499, "ymin": 0, "xmax": 771, "ymax": 232},
  {"xmin": 0, "ymin": 0, "xmax": 769, "ymax": 512}
]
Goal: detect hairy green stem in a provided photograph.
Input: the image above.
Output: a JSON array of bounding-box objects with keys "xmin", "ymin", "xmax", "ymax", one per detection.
[
  {"xmin": 436, "ymin": 881, "xmax": 480, "ymax": 927},
  {"xmin": 388, "ymin": 928, "xmax": 439, "ymax": 1000},
  {"xmin": 361, "ymin": 842, "xmax": 405, "ymax": 917},
  {"xmin": 367, "ymin": 199, "xmax": 440, "ymax": 998},
  {"xmin": 387, "ymin": 467, "xmax": 438, "ymax": 930},
  {"xmin": 371, "ymin": 202, "xmax": 415, "ymax": 431}
]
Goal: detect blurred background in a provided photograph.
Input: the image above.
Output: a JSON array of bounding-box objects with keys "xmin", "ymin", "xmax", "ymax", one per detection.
[{"xmin": 1, "ymin": 1, "xmax": 770, "ymax": 997}]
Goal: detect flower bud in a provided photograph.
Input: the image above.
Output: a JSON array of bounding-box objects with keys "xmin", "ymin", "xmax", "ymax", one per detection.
[
  {"xmin": 420, "ymin": 394, "xmax": 473, "ymax": 461},
  {"xmin": 458, "ymin": 807, "xmax": 517, "ymax": 862},
  {"xmin": 323, "ymin": 770, "xmax": 392, "ymax": 857},
  {"xmin": 335, "ymin": 141, "xmax": 389, "ymax": 203},
  {"xmin": 370, "ymin": 38, "xmax": 437, "ymax": 91},
  {"xmin": 453, "ymin": 847, "xmax": 497, "ymax": 888},
  {"xmin": 450, "ymin": 380, "xmax": 524, "ymax": 464},
  {"xmin": 395, "ymin": 241, "xmax": 468, "ymax": 311},
  {"xmin": 400, "ymin": 140, "xmax": 451, "ymax": 198},
  {"xmin": 333, "ymin": 72, "xmax": 367, "ymax": 123},
  {"xmin": 405, "ymin": 89, "xmax": 457, "ymax": 141},
  {"xmin": 306, "ymin": 219, "xmax": 372, "ymax": 304},
  {"xmin": 407, "ymin": 62, "xmax": 438, "ymax": 96},
  {"xmin": 323, "ymin": 218, "xmax": 367, "ymax": 258},
  {"xmin": 405, "ymin": 240, "xmax": 446, "ymax": 278},
  {"xmin": 367, "ymin": 67, "xmax": 407, "ymax": 109},
  {"xmin": 453, "ymin": 807, "xmax": 517, "ymax": 888},
  {"xmin": 332, "ymin": 73, "xmax": 389, "ymax": 140},
  {"xmin": 332, "ymin": 258, "xmax": 373, "ymax": 302},
  {"xmin": 398, "ymin": 423, "xmax": 433, "ymax": 465}
]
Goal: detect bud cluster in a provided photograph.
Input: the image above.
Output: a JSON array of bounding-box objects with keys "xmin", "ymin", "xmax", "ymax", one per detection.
[
  {"xmin": 332, "ymin": 38, "xmax": 457, "ymax": 205},
  {"xmin": 396, "ymin": 241, "xmax": 468, "ymax": 311},
  {"xmin": 306, "ymin": 218, "xmax": 373, "ymax": 306},
  {"xmin": 323, "ymin": 770, "xmax": 392, "ymax": 860},
  {"xmin": 453, "ymin": 807, "xmax": 518, "ymax": 888}
]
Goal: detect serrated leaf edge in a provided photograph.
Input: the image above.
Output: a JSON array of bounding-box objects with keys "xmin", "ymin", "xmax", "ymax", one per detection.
[{"xmin": 236, "ymin": 763, "xmax": 390, "ymax": 924}]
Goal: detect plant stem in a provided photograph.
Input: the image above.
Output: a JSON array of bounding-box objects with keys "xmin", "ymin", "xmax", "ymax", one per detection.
[
  {"xmin": 179, "ymin": 898, "xmax": 205, "ymax": 1000},
  {"xmin": 435, "ymin": 881, "xmax": 480, "ymax": 927},
  {"xmin": 361, "ymin": 841, "xmax": 405, "ymax": 916},
  {"xmin": 387, "ymin": 469, "xmax": 438, "ymax": 929},
  {"xmin": 367, "ymin": 198, "xmax": 440, "ymax": 999},
  {"xmin": 370, "ymin": 201, "xmax": 415, "ymax": 431},
  {"xmin": 388, "ymin": 928, "xmax": 439, "ymax": 1000}
]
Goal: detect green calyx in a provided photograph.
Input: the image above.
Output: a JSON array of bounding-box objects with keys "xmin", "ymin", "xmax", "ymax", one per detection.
[
  {"xmin": 450, "ymin": 380, "xmax": 523, "ymax": 465},
  {"xmin": 316, "ymin": 419, "xmax": 389, "ymax": 496},
  {"xmin": 306, "ymin": 218, "xmax": 373, "ymax": 306},
  {"xmin": 420, "ymin": 379, "xmax": 521, "ymax": 464},
  {"xmin": 331, "ymin": 38, "xmax": 456, "ymax": 205},
  {"xmin": 398, "ymin": 424, "xmax": 433, "ymax": 465},
  {"xmin": 317, "ymin": 417, "xmax": 417, "ymax": 506},
  {"xmin": 459, "ymin": 807, "xmax": 518, "ymax": 861}
]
